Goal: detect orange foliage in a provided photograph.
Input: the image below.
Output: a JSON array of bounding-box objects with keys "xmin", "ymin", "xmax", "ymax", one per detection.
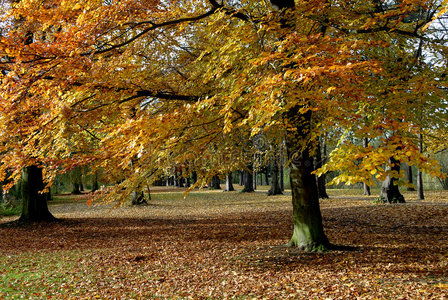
[{"xmin": 0, "ymin": 0, "xmax": 447, "ymax": 199}]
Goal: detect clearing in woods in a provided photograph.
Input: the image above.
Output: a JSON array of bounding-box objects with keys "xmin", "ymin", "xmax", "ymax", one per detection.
[{"xmin": 0, "ymin": 188, "xmax": 447, "ymax": 298}]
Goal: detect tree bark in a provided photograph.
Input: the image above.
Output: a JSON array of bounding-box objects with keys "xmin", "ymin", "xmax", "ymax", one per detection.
[
  {"xmin": 314, "ymin": 139, "xmax": 329, "ymax": 199},
  {"xmin": 406, "ymin": 164, "xmax": 416, "ymax": 191},
  {"xmin": 363, "ymin": 183, "xmax": 371, "ymax": 196},
  {"xmin": 280, "ymin": 162, "xmax": 284, "ymax": 191},
  {"xmin": 19, "ymin": 165, "xmax": 56, "ymax": 222},
  {"xmin": 269, "ymin": 0, "xmax": 329, "ymax": 251},
  {"xmin": 254, "ymin": 170, "xmax": 257, "ymax": 190},
  {"xmin": 192, "ymin": 171, "xmax": 198, "ymax": 185},
  {"xmin": 417, "ymin": 169, "xmax": 424, "ymax": 200},
  {"xmin": 225, "ymin": 173, "xmax": 235, "ymax": 191},
  {"xmin": 417, "ymin": 133, "xmax": 425, "ymax": 200},
  {"xmin": 71, "ymin": 166, "xmax": 82, "ymax": 194},
  {"xmin": 241, "ymin": 164, "xmax": 255, "ymax": 193},
  {"xmin": 91, "ymin": 170, "xmax": 99, "ymax": 192},
  {"xmin": 379, "ymin": 157, "xmax": 405, "ymax": 203},
  {"xmin": 285, "ymin": 108, "xmax": 330, "ymax": 251},
  {"xmin": 211, "ymin": 175, "xmax": 221, "ymax": 189},
  {"xmin": 268, "ymin": 158, "xmax": 283, "ymax": 195},
  {"xmin": 363, "ymin": 138, "xmax": 371, "ymax": 196},
  {"xmin": 131, "ymin": 189, "xmax": 148, "ymax": 205},
  {"xmin": 264, "ymin": 166, "xmax": 270, "ymax": 185}
]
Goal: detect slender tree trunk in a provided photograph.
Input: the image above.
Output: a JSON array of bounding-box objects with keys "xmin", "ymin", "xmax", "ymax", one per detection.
[
  {"xmin": 254, "ymin": 170, "xmax": 257, "ymax": 190},
  {"xmin": 225, "ymin": 173, "xmax": 235, "ymax": 191},
  {"xmin": 280, "ymin": 163, "xmax": 284, "ymax": 191},
  {"xmin": 268, "ymin": 158, "xmax": 282, "ymax": 195},
  {"xmin": 19, "ymin": 165, "xmax": 56, "ymax": 222},
  {"xmin": 417, "ymin": 133, "xmax": 425, "ymax": 200},
  {"xmin": 314, "ymin": 139, "xmax": 329, "ymax": 199},
  {"xmin": 406, "ymin": 164, "xmax": 416, "ymax": 191},
  {"xmin": 379, "ymin": 157, "xmax": 405, "ymax": 203},
  {"xmin": 363, "ymin": 138, "xmax": 371, "ymax": 195},
  {"xmin": 242, "ymin": 164, "xmax": 255, "ymax": 193},
  {"xmin": 264, "ymin": 166, "xmax": 269, "ymax": 185},
  {"xmin": 239, "ymin": 171, "xmax": 244, "ymax": 186},
  {"xmin": 285, "ymin": 108, "xmax": 329, "ymax": 251}
]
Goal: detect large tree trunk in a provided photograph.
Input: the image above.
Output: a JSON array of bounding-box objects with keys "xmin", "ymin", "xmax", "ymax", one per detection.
[
  {"xmin": 19, "ymin": 165, "xmax": 56, "ymax": 222},
  {"xmin": 241, "ymin": 164, "xmax": 254, "ymax": 193},
  {"xmin": 379, "ymin": 157, "xmax": 405, "ymax": 203},
  {"xmin": 225, "ymin": 173, "xmax": 235, "ymax": 191},
  {"xmin": 269, "ymin": 0, "xmax": 329, "ymax": 251},
  {"xmin": 285, "ymin": 108, "xmax": 329, "ymax": 251},
  {"xmin": 268, "ymin": 158, "xmax": 282, "ymax": 195}
]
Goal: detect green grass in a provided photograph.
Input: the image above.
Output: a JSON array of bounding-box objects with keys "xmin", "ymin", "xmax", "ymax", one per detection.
[{"xmin": 0, "ymin": 202, "xmax": 21, "ymax": 217}]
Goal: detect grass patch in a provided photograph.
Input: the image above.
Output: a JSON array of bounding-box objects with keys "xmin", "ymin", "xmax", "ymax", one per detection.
[{"xmin": 0, "ymin": 202, "xmax": 21, "ymax": 217}]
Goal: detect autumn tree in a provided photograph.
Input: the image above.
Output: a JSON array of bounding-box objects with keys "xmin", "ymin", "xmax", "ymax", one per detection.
[{"xmin": 1, "ymin": 0, "xmax": 447, "ymax": 249}]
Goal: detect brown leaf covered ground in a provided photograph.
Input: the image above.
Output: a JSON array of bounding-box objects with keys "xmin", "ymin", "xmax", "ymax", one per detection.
[{"xmin": 0, "ymin": 188, "xmax": 447, "ymax": 299}]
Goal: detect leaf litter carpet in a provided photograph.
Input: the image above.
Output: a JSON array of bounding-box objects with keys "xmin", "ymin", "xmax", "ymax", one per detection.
[{"xmin": 0, "ymin": 189, "xmax": 447, "ymax": 299}]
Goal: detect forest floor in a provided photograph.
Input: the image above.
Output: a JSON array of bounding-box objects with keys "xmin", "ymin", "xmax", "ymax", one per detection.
[{"xmin": 0, "ymin": 187, "xmax": 447, "ymax": 299}]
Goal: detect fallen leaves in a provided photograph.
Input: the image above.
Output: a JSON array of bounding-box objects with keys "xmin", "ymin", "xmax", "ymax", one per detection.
[{"xmin": 0, "ymin": 189, "xmax": 447, "ymax": 298}]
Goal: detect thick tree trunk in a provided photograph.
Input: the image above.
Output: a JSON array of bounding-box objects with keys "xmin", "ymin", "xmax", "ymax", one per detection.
[
  {"xmin": 242, "ymin": 164, "xmax": 254, "ymax": 193},
  {"xmin": 268, "ymin": 158, "xmax": 282, "ymax": 195},
  {"xmin": 270, "ymin": 0, "xmax": 329, "ymax": 251},
  {"xmin": 379, "ymin": 157, "xmax": 405, "ymax": 203},
  {"xmin": 406, "ymin": 164, "xmax": 416, "ymax": 191},
  {"xmin": 225, "ymin": 173, "xmax": 235, "ymax": 191},
  {"xmin": 19, "ymin": 165, "xmax": 56, "ymax": 222},
  {"xmin": 285, "ymin": 108, "xmax": 329, "ymax": 251}
]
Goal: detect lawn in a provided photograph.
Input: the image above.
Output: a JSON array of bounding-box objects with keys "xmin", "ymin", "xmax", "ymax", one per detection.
[{"xmin": 0, "ymin": 188, "xmax": 447, "ymax": 299}]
